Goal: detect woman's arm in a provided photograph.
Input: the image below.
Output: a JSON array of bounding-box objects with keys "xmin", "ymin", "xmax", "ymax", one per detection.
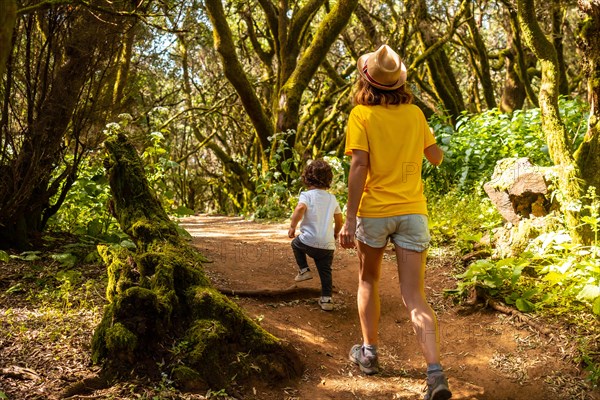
[
  {"xmin": 424, "ymin": 143, "xmax": 444, "ymax": 166},
  {"xmin": 339, "ymin": 150, "xmax": 369, "ymax": 248}
]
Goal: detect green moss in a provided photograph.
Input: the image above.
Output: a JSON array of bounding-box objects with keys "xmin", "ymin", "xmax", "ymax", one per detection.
[
  {"xmin": 131, "ymin": 218, "xmax": 178, "ymax": 245},
  {"xmin": 154, "ymin": 288, "xmax": 177, "ymax": 319},
  {"xmin": 151, "ymin": 261, "xmax": 175, "ymax": 288},
  {"xmin": 97, "ymin": 132, "xmax": 302, "ymax": 385},
  {"xmin": 105, "ymin": 322, "xmax": 138, "ymax": 353},
  {"xmin": 117, "ymin": 286, "xmax": 160, "ymax": 314},
  {"xmin": 91, "ymin": 303, "xmax": 115, "ymax": 364},
  {"xmin": 185, "ymin": 319, "xmax": 230, "ymax": 387},
  {"xmin": 188, "ymin": 320, "xmax": 228, "ymax": 352},
  {"xmin": 171, "ymin": 365, "xmax": 206, "ymax": 391},
  {"xmin": 98, "ymin": 244, "xmax": 137, "ymax": 302},
  {"xmin": 137, "ymin": 252, "xmax": 159, "ymax": 276},
  {"xmin": 188, "ymin": 287, "xmax": 279, "ymax": 350}
]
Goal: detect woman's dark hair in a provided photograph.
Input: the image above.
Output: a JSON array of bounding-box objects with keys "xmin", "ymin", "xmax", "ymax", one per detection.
[
  {"xmin": 353, "ymin": 75, "xmax": 413, "ymax": 106},
  {"xmin": 301, "ymin": 159, "xmax": 333, "ymax": 189}
]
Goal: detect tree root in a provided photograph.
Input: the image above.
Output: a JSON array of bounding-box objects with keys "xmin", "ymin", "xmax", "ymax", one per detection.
[
  {"xmin": 59, "ymin": 375, "xmax": 110, "ymax": 399},
  {"xmin": 486, "ymin": 297, "xmax": 553, "ymax": 336},
  {"xmin": 464, "ymin": 287, "xmax": 553, "ymax": 336},
  {"xmin": 215, "ymin": 284, "xmax": 322, "ymax": 299},
  {"xmin": 461, "ymin": 249, "xmax": 492, "ymax": 265},
  {"xmin": 0, "ymin": 366, "xmax": 40, "ymax": 380}
]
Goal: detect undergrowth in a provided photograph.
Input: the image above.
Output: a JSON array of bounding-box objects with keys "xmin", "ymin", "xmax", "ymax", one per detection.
[{"xmin": 431, "ymin": 188, "xmax": 600, "ymax": 386}]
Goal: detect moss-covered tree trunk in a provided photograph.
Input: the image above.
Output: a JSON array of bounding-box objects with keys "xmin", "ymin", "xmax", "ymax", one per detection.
[
  {"xmin": 173, "ymin": 25, "xmax": 252, "ymax": 209},
  {"xmin": 415, "ymin": 0, "xmax": 468, "ymax": 122},
  {"xmin": 551, "ymin": 0, "xmax": 570, "ymax": 96},
  {"xmin": 204, "ymin": 0, "xmax": 274, "ymax": 159},
  {"xmin": 500, "ymin": 48, "xmax": 527, "ymax": 113},
  {"xmin": 517, "ymin": 0, "xmax": 590, "ymax": 243},
  {"xmin": 92, "ymin": 132, "xmax": 302, "ymax": 390},
  {"xmin": 501, "ymin": 0, "xmax": 539, "ymax": 109},
  {"xmin": 574, "ymin": 1, "xmax": 600, "ymax": 193},
  {"xmin": 465, "ymin": 1, "xmax": 496, "ymax": 110},
  {"xmin": 273, "ymin": 0, "xmax": 358, "ymax": 137}
]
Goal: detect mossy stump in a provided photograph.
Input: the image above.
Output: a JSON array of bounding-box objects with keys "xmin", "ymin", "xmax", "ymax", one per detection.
[{"xmin": 92, "ymin": 133, "xmax": 302, "ymax": 391}]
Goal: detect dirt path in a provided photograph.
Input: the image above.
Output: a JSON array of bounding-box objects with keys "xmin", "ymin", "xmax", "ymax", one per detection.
[{"xmin": 180, "ymin": 215, "xmax": 597, "ymax": 400}]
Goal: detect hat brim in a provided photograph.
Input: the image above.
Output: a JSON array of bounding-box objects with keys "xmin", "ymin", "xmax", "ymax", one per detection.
[{"xmin": 357, "ymin": 52, "xmax": 407, "ymax": 91}]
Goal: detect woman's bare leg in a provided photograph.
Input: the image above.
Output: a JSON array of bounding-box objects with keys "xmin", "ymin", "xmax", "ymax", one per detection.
[
  {"xmin": 356, "ymin": 241, "xmax": 385, "ymax": 345},
  {"xmin": 395, "ymin": 246, "xmax": 440, "ymax": 364}
]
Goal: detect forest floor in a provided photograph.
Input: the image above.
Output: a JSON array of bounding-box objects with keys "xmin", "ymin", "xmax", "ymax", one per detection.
[{"xmin": 0, "ymin": 214, "xmax": 598, "ymax": 400}]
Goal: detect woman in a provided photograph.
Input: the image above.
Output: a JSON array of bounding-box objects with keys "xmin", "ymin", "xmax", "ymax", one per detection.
[{"xmin": 339, "ymin": 44, "xmax": 451, "ymax": 400}]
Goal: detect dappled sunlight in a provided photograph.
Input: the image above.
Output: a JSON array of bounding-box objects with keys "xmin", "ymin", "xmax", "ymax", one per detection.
[
  {"xmin": 178, "ymin": 216, "xmax": 290, "ymax": 244},
  {"xmin": 303, "ymin": 375, "xmax": 422, "ymax": 399},
  {"xmin": 261, "ymin": 316, "xmax": 332, "ymax": 347}
]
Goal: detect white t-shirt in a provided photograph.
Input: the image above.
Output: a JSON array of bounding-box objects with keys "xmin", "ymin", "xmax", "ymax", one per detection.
[{"xmin": 298, "ymin": 189, "xmax": 341, "ymax": 250}]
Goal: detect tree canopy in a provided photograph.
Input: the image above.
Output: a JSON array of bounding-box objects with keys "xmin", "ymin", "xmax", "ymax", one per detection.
[{"xmin": 2, "ymin": 0, "xmax": 597, "ymax": 240}]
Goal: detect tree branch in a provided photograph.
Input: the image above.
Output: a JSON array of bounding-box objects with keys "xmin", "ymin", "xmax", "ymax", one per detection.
[
  {"xmin": 204, "ymin": 0, "xmax": 274, "ymax": 153},
  {"xmin": 409, "ymin": 0, "xmax": 469, "ymax": 72}
]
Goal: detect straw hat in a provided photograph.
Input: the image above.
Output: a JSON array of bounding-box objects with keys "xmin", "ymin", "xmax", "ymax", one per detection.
[{"xmin": 357, "ymin": 44, "xmax": 407, "ymax": 90}]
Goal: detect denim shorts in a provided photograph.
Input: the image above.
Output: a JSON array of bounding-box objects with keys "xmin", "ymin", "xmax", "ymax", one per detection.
[{"xmin": 356, "ymin": 214, "xmax": 431, "ymax": 252}]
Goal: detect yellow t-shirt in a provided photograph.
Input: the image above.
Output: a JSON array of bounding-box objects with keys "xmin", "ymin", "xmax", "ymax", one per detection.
[{"xmin": 344, "ymin": 104, "xmax": 436, "ymax": 217}]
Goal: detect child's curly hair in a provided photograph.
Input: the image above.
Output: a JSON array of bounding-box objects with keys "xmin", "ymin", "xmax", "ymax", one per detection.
[{"xmin": 301, "ymin": 159, "xmax": 333, "ymax": 189}]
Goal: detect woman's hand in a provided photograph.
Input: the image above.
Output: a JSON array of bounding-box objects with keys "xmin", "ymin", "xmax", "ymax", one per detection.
[{"xmin": 339, "ymin": 218, "xmax": 357, "ymax": 249}]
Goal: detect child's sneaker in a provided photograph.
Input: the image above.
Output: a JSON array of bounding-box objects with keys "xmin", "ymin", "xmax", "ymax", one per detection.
[
  {"xmin": 423, "ymin": 372, "xmax": 452, "ymax": 400},
  {"xmin": 294, "ymin": 269, "xmax": 313, "ymax": 282},
  {"xmin": 349, "ymin": 344, "xmax": 379, "ymax": 375},
  {"xmin": 318, "ymin": 296, "xmax": 333, "ymax": 311}
]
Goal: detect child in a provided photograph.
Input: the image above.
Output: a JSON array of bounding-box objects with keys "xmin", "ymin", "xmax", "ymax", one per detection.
[{"xmin": 288, "ymin": 159, "xmax": 343, "ymax": 311}]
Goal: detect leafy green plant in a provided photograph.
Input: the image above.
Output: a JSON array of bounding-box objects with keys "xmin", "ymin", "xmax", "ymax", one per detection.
[
  {"xmin": 581, "ymin": 186, "xmax": 600, "ymax": 251},
  {"xmin": 51, "ymin": 253, "xmax": 78, "ymax": 268},
  {"xmin": 250, "ymin": 130, "xmax": 303, "ymax": 219},
  {"xmin": 452, "ymin": 233, "xmax": 599, "ymax": 315},
  {"xmin": 55, "ymin": 269, "xmax": 83, "ymax": 310},
  {"xmin": 425, "ymin": 97, "xmax": 589, "ymax": 192},
  {"xmin": 48, "ymin": 154, "xmax": 118, "ymax": 240},
  {"xmin": 576, "ymin": 337, "xmax": 600, "ymax": 385},
  {"xmin": 323, "ymin": 154, "xmax": 350, "ymax": 210},
  {"xmin": 249, "ymin": 133, "xmax": 349, "ymax": 219},
  {"xmin": 10, "ymin": 251, "xmax": 42, "ymax": 261},
  {"xmin": 427, "ymin": 188, "xmax": 501, "ymax": 252}
]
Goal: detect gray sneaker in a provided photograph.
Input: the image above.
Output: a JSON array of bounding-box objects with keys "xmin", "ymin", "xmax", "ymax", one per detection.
[
  {"xmin": 424, "ymin": 372, "xmax": 452, "ymax": 400},
  {"xmin": 349, "ymin": 344, "xmax": 379, "ymax": 375},
  {"xmin": 294, "ymin": 269, "xmax": 313, "ymax": 282},
  {"xmin": 318, "ymin": 297, "xmax": 333, "ymax": 311}
]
